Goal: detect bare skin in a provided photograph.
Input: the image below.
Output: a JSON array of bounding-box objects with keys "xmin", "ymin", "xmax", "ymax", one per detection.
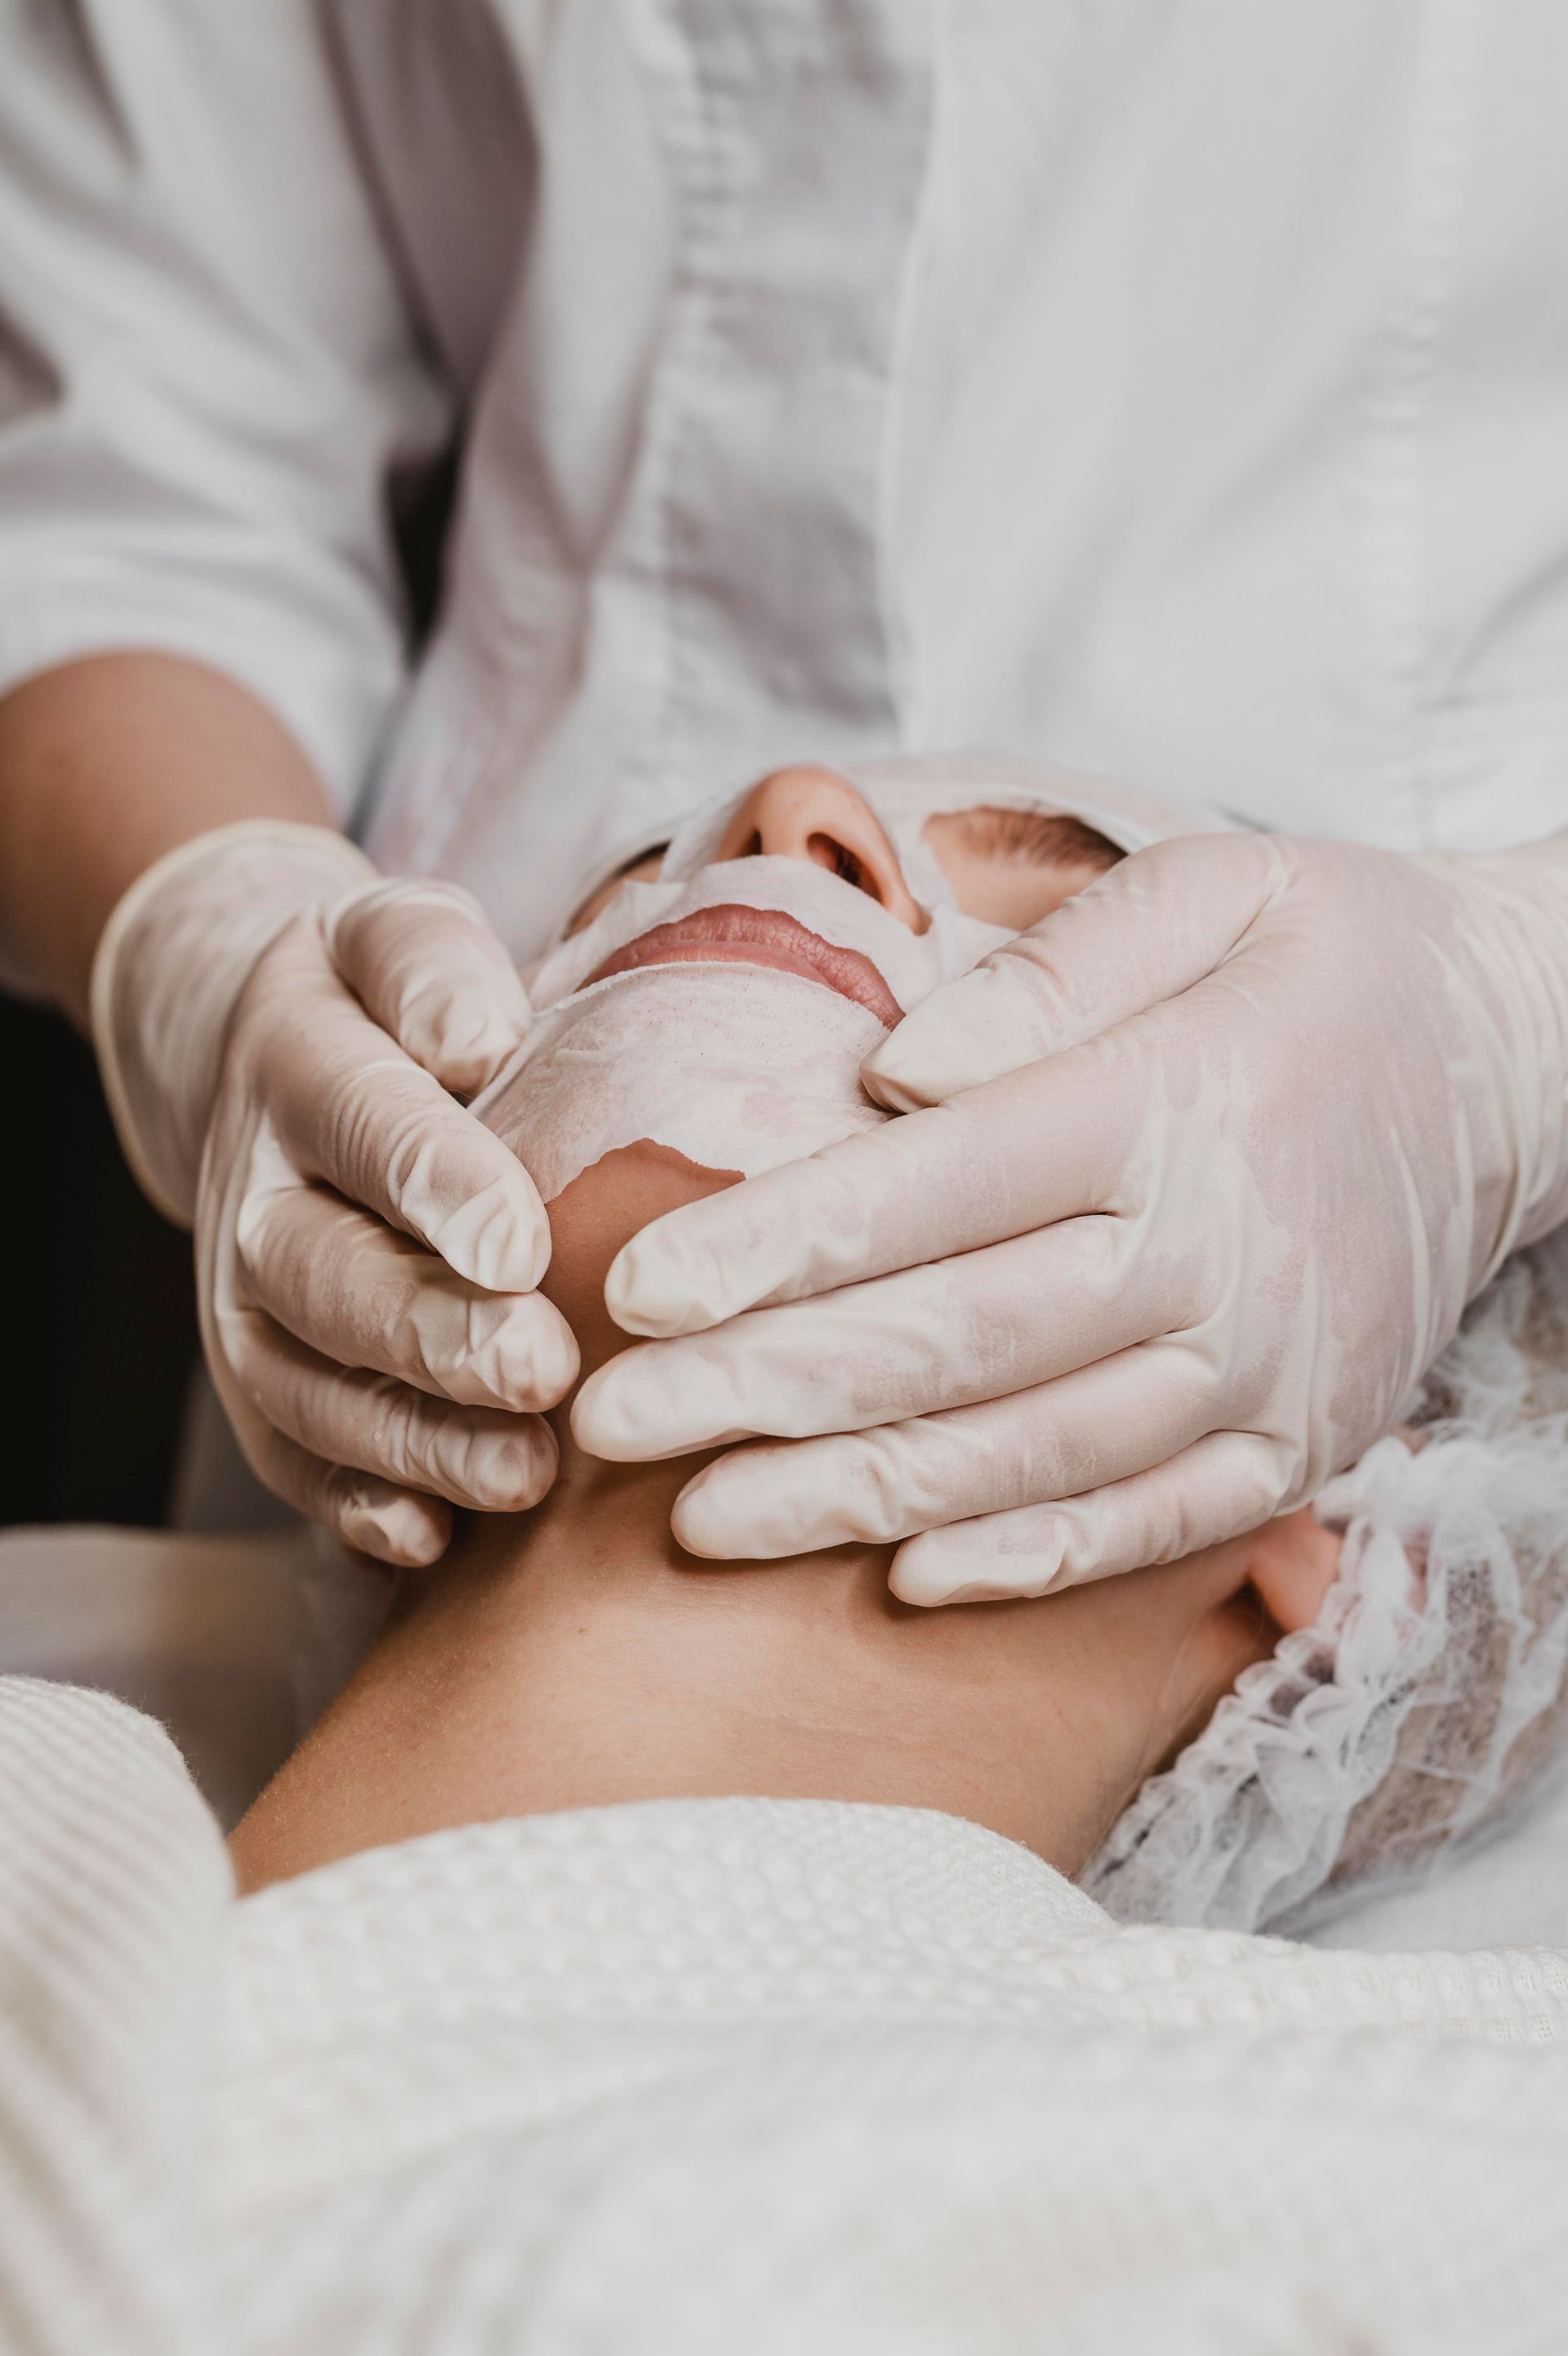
[
  {"xmin": 230, "ymin": 1141, "xmax": 1340, "ymax": 1894},
  {"xmin": 0, "ymin": 653, "xmax": 329, "ymax": 1022}
]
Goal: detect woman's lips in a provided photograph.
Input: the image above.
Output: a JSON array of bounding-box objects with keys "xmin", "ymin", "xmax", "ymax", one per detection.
[{"xmin": 582, "ymin": 904, "xmax": 902, "ymax": 1026}]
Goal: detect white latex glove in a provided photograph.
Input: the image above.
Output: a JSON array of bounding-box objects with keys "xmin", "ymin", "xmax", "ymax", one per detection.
[
  {"xmin": 573, "ymin": 831, "xmax": 1568, "ymax": 1601},
  {"xmin": 93, "ymin": 822, "xmax": 575, "ymax": 1565}
]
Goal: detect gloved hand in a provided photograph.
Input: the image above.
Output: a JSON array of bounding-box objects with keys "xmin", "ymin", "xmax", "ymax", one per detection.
[
  {"xmin": 572, "ymin": 831, "xmax": 1568, "ymax": 1601},
  {"xmin": 92, "ymin": 822, "xmax": 575, "ymax": 1565}
]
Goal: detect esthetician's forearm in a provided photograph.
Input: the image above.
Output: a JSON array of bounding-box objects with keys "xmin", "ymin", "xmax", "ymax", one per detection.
[{"xmin": 0, "ymin": 652, "xmax": 334, "ymax": 1024}]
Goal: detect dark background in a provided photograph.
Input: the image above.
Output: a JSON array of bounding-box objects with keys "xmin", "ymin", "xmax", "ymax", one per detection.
[{"xmin": 0, "ymin": 995, "xmax": 197, "ymax": 1525}]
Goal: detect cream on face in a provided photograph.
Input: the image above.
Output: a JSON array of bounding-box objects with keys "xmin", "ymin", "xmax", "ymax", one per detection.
[{"xmin": 473, "ymin": 761, "xmax": 1227, "ymax": 1205}]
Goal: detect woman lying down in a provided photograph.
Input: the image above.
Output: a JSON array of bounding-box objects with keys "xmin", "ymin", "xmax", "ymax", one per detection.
[
  {"xmin": 232, "ymin": 758, "xmax": 1568, "ymax": 1937},
  {"xmin": 20, "ymin": 760, "xmax": 1568, "ymax": 2353}
]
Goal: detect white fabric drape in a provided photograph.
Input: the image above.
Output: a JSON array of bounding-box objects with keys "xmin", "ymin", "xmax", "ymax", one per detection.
[{"xmin": 6, "ymin": 1676, "xmax": 1568, "ymax": 2352}]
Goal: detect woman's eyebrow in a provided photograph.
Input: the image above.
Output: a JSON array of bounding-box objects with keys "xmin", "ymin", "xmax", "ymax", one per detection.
[{"xmin": 937, "ymin": 808, "xmax": 1125, "ymax": 871}]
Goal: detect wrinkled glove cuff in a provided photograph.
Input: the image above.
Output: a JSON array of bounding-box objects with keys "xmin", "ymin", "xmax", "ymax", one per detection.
[{"xmin": 91, "ymin": 820, "xmax": 376, "ymax": 1225}]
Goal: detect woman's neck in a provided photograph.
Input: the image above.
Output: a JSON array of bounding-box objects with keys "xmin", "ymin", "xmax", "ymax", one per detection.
[
  {"xmin": 229, "ymin": 1142, "xmax": 1281, "ymax": 1895},
  {"xmin": 229, "ymin": 1416, "xmax": 1272, "ymax": 1893}
]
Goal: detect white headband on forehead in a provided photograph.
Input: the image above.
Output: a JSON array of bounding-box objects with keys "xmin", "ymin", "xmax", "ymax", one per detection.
[{"xmin": 477, "ymin": 755, "xmax": 1233, "ymax": 1205}]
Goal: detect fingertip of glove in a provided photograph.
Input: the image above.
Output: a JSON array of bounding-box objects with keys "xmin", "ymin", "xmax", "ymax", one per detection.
[
  {"xmin": 495, "ymin": 1414, "xmax": 560, "ymax": 1511},
  {"xmin": 421, "ymin": 1408, "xmax": 559, "ymax": 1512},
  {"xmin": 671, "ymin": 1458, "xmax": 844, "ymax": 1561},
  {"xmin": 568, "ymin": 1365, "xmax": 638, "ymax": 1460},
  {"xmin": 889, "ymin": 1528, "xmax": 1054, "ymax": 1607},
  {"xmin": 421, "ymin": 1009, "xmax": 532, "ymax": 1102},
  {"xmin": 498, "ymin": 1302, "xmax": 580, "ymax": 1413},
  {"xmin": 860, "ymin": 1004, "xmax": 983, "ymax": 1111},
  {"xmin": 570, "ymin": 1364, "xmax": 715, "ymax": 1462},
  {"xmin": 858, "ymin": 1025, "xmax": 943, "ymax": 1113},
  {"xmin": 857, "ymin": 1058, "xmax": 935, "ymax": 1116},
  {"xmin": 862, "ymin": 962, "xmax": 1055, "ymax": 1107},
  {"xmin": 430, "ymin": 1173, "xmax": 552, "ymax": 1294},
  {"xmin": 604, "ymin": 1232, "xmax": 719, "ymax": 1339},
  {"xmin": 669, "ymin": 1481, "xmax": 723, "ymax": 1559},
  {"xmin": 336, "ymin": 1482, "xmax": 451, "ymax": 1568},
  {"xmin": 670, "ymin": 1469, "xmax": 756, "ymax": 1561}
]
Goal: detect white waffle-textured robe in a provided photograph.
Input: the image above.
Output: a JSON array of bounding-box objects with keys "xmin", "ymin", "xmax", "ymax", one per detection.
[{"xmin": 7, "ymin": 1674, "xmax": 1568, "ymax": 2354}]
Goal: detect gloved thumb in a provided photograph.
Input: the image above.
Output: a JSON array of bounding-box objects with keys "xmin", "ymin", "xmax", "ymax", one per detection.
[
  {"xmin": 862, "ymin": 830, "xmax": 1290, "ymax": 1111},
  {"xmin": 327, "ymin": 880, "xmax": 532, "ymax": 1100}
]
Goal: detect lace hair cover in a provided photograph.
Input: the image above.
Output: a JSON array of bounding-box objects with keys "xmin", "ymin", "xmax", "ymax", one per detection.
[{"xmin": 1083, "ymin": 1230, "xmax": 1568, "ymax": 1935}]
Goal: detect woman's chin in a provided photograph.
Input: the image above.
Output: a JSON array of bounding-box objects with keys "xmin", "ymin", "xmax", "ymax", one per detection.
[{"xmin": 541, "ymin": 1142, "xmax": 741, "ymax": 1377}]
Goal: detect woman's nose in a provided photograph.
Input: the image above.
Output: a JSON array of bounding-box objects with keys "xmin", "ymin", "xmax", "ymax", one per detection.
[{"xmin": 714, "ymin": 766, "xmax": 925, "ymax": 931}]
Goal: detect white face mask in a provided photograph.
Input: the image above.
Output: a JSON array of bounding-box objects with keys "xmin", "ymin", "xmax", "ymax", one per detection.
[{"xmin": 472, "ymin": 758, "xmax": 1232, "ymax": 1202}]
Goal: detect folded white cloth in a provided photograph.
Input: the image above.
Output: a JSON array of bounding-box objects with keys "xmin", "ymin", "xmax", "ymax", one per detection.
[{"xmin": 7, "ymin": 1676, "xmax": 1568, "ymax": 2354}]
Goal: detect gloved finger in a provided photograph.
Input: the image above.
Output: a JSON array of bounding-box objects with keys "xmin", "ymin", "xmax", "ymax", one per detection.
[
  {"xmin": 237, "ymin": 1418, "xmax": 452, "ymax": 1570},
  {"xmin": 230, "ymin": 1310, "xmax": 559, "ymax": 1510},
  {"xmin": 327, "ymin": 879, "xmax": 532, "ymax": 1098},
  {"xmin": 576, "ymin": 1214, "xmax": 1172, "ymax": 1459},
  {"xmin": 257, "ymin": 924, "xmax": 550, "ymax": 1293},
  {"xmin": 668, "ymin": 1337, "xmax": 1218, "ymax": 1558},
  {"xmin": 240, "ymin": 1182, "xmax": 579, "ymax": 1411},
  {"xmin": 604, "ymin": 1050, "xmax": 1142, "ymax": 1338},
  {"xmin": 862, "ymin": 830, "xmax": 1290, "ymax": 1109},
  {"xmin": 888, "ymin": 1432, "xmax": 1294, "ymax": 1605}
]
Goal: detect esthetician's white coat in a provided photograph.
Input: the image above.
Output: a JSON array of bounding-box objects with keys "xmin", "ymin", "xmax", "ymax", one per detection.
[{"xmin": 5, "ymin": 4, "xmax": 1568, "ymax": 963}]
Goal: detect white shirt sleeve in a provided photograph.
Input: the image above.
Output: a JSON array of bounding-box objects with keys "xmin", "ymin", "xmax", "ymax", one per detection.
[{"xmin": 0, "ymin": 2, "xmax": 452, "ymax": 813}]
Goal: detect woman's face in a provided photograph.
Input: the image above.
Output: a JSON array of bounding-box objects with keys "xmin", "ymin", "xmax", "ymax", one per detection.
[
  {"xmin": 466, "ymin": 762, "xmax": 1339, "ymax": 1873},
  {"xmin": 474, "ymin": 764, "xmax": 1129, "ymax": 1212}
]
